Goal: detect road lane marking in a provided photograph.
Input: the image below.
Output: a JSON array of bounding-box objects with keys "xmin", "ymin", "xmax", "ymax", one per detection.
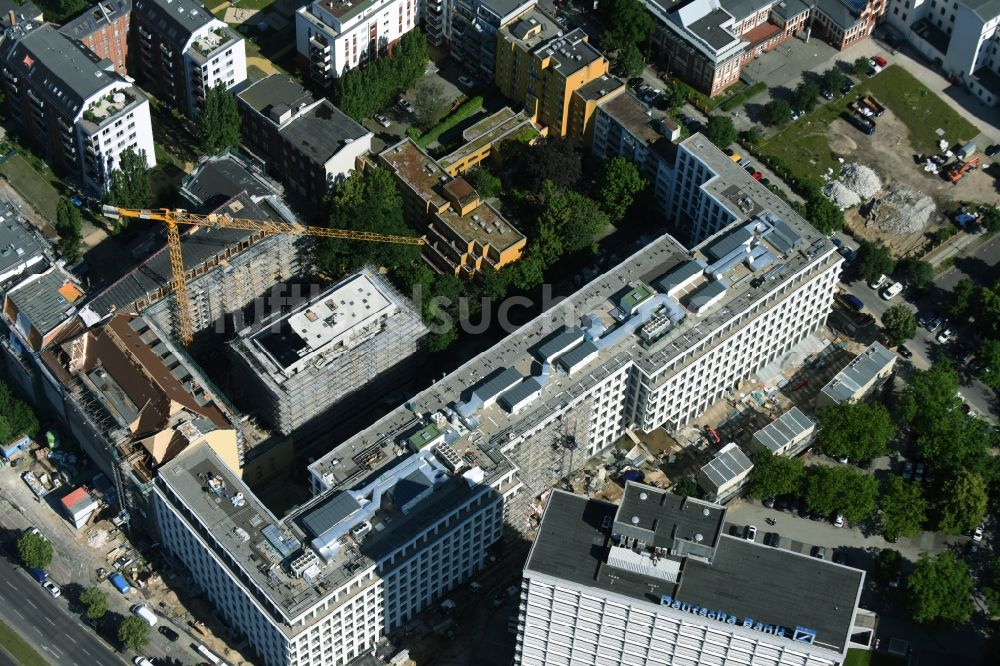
[
  {"xmin": 66, "ymin": 635, "xmax": 77, "ymax": 644},
  {"xmin": 44, "ymin": 616, "xmax": 55, "ymax": 626},
  {"xmin": 4, "ymin": 581, "xmax": 13, "ymax": 589},
  {"xmin": 24, "ymin": 598, "xmax": 37, "ymax": 609},
  {"xmin": 12, "ymin": 609, "xmax": 23, "ymax": 619}
]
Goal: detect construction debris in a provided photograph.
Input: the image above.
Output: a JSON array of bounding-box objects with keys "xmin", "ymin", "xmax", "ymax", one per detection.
[
  {"xmin": 839, "ymin": 163, "xmax": 883, "ymax": 199},
  {"xmin": 863, "ymin": 186, "xmax": 936, "ymax": 234},
  {"xmin": 822, "ymin": 181, "xmax": 862, "ymax": 209}
]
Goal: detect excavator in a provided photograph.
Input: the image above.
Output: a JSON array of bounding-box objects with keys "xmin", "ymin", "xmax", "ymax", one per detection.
[
  {"xmin": 945, "ymin": 156, "xmax": 982, "ymax": 183},
  {"xmin": 102, "ymin": 206, "xmax": 424, "ymax": 347}
]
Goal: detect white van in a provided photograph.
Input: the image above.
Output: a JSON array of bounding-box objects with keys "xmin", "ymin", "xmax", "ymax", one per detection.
[
  {"xmin": 869, "ymin": 274, "xmax": 887, "ymax": 289},
  {"xmin": 881, "ymin": 282, "xmax": 904, "ymax": 300},
  {"xmin": 130, "ymin": 604, "xmax": 157, "ymax": 627}
]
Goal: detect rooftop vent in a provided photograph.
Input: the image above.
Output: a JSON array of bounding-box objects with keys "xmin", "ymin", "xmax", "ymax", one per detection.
[
  {"xmin": 639, "ymin": 492, "xmax": 647, "ymax": 500},
  {"xmin": 702, "ymin": 508, "xmax": 710, "ymax": 516},
  {"xmin": 631, "ymin": 515, "xmax": 640, "ymax": 525},
  {"xmin": 695, "ymin": 533, "xmax": 703, "ymax": 542}
]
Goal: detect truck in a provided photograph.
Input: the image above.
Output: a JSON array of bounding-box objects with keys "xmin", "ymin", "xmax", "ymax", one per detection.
[
  {"xmin": 852, "ymin": 99, "xmax": 874, "ymax": 118},
  {"xmin": 842, "ymin": 110, "xmax": 875, "ymax": 135},
  {"xmin": 108, "ymin": 571, "xmax": 131, "ymax": 594}
]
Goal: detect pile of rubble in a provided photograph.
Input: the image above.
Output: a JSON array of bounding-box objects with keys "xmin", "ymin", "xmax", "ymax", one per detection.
[
  {"xmin": 864, "ymin": 186, "xmax": 936, "ymax": 234},
  {"xmin": 822, "ymin": 181, "xmax": 862, "ymax": 209},
  {"xmin": 839, "ymin": 163, "xmax": 883, "ymax": 199}
]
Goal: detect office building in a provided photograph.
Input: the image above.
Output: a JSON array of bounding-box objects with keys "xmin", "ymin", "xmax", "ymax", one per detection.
[
  {"xmin": 697, "ymin": 441, "xmax": 753, "ymax": 502},
  {"xmin": 3, "ymin": 265, "xmax": 85, "ymax": 353},
  {"xmin": 495, "ymin": 11, "xmax": 612, "ymax": 137},
  {"xmin": 83, "ymin": 151, "xmax": 310, "ymax": 344},
  {"xmin": 379, "ymin": 137, "xmax": 527, "ymax": 276},
  {"xmin": 516, "ymin": 483, "xmax": 866, "ymax": 666},
  {"xmin": 425, "ymin": 0, "xmax": 535, "ymax": 81},
  {"xmin": 59, "ymin": 0, "xmax": 131, "ymax": 75},
  {"xmin": 0, "ymin": 22, "xmax": 156, "ymax": 195},
  {"xmin": 227, "ymin": 269, "xmax": 429, "ymax": 437},
  {"xmin": 237, "ymin": 74, "xmax": 372, "ymax": 206},
  {"xmin": 817, "ymin": 342, "xmax": 896, "ymax": 408},
  {"xmin": 750, "ymin": 406, "xmax": 816, "ymax": 457},
  {"xmin": 885, "ymin": 0, "xmax": 999, "ymax": 106},
  {"xmin": 642, "ymin": 0, "xmax": 882, "ymax": 96},
  {"xmin": 295, "ymin": 0, "xmax": 419, "ymax": 85},
  {"xmin": 0, "ymin": 200, "xmax": 50, "ymax": 288},
  {"xmin": 129, "ymin": 0, "xmax": 246, "ymax": 116}
]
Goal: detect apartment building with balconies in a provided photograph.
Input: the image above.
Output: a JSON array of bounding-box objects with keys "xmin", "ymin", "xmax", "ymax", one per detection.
[
  {"xmin": 59, "ymin": 0, "xmax": 131, "ymax": 75},
  {"xmin": 431, "ymin": 0, "xmax": 535, "ymax": 81},
  {"xmin": 295, "ymin": 0, "xmax": 419, "ymax": 85},
  {"xmin": 129, "ymin": 0, "xmax": 246, "ymax": 116},
  {"xmin": 0, "ymin": 22, "xmax": 155, "ymax": 195}
]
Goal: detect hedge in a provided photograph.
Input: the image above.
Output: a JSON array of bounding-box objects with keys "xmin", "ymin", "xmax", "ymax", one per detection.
[
  {"xmin": 720, "ymin": 82, "xmax": 767, "ymax": 112},
  {"xmin": 411, "ymin": 96, "xmax": 484, "ymax": 149}
]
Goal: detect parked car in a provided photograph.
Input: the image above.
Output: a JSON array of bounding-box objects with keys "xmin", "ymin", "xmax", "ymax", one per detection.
[
  {"xmin": 937, "ymin": 327, "xmax": 954, "ymax": 344},
  {"xmin": 834, "ymin": 513, "xmax": 845, "ymax": 528},
  {"xmin": 903, "ymin": 461, "xmax": 914, "ymax": 480},
  {"xmin": 897, "ymin": 345, "xmax": 913, "ymax": 359},
  {"xmin": 752, "ymin": 171, "xmax": 763, "ymax": 181},
  {"xmin": 158, "ymin": 626, "xmax": 179, "ymax": 642},
  {"xmin": 973, "ymin": 523, "xmax": 984, "ymax": 542},
  {"xmin": 765, "ymin": 532, "xmax": 781, "ymax": 547},
  {"xmin": 397, "ymin": 98, "xmax": 414, "ymax": 114},
  {"xmin": 869, "ymin": 274, "xmax": 887, "ymax": 289},
  {"xmin": 985, "ymin": 144, "xmax": 1000, "ymax": 157},
  {"xmin": 917, "ymin": 312, "xmax": 935, "ymax": 328},
  {"xmin": 763, "ymin": 497, "xmax": 776, "ymax": 508},
  {"xmin": 26, "ymin": 567, "xmax": 47, "ymax": 583},
  {"xmin": 843, "ymin": 294, "xmax": 864, "ymax": 312},
  {"xmin": 811, "ymin": 546, "xmax": 827, "ymax": 559},
  {"xmin": 130, "ymin": 604, "xmax": 158, "ymax": 627},
  {"xmin": 927, "ymin": 316, "xmax": 944, "ymax": 332},
  {"xmin": 821, "ymin": 89, "xmax": 833, "ymax": 100},
  {"xmin": 42, "ymin": 580, "xmax": 61, "ymax": 598},
  {"xmin": 840, "ymin": 78, "xmax": 855, "ymax": 94},
  {"xmin": 133, "ymin": 658, "xmax": 153, "ymax": 666},
  {"xmin": 871, "ymin": 55, "xmax": 888, "ymax": 68},
  {"xmin": 745, "ymin": 525, "xmax": 758, "ymax": 541},
  {"xmin": 373, "ymin": 113, "xmax": 390, "ymax": 128},
  {"xmin": 881, "ymin": 281, "xmax": 904, "ymax": 300},
  {"xmin": 915, "ymin": 463, "xmax": 925, "ymax": 482},
  {"xmin": 724, "ymin": 148, "xmax": 734, "ymax": 157}
]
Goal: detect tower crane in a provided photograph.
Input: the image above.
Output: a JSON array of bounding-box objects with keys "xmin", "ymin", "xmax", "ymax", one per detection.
[{"xmin": 102, "ymin": 206, "xmax": 425, "ymax": 347}]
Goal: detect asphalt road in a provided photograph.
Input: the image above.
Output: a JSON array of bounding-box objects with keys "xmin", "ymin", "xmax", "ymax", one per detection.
[{"xmin": 0, "ymin": 562, "xmax": 125, "ymax": 666}]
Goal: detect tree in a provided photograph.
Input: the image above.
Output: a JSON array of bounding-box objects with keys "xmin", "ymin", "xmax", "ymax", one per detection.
[
  {"xmin": 805, "ymin": 195, "xmax": 843, "ymax": 234},
  {"xmin": 935, "ymin": 469, "xmax": 988, "ymax": 534},
  {"xmin": 55, "ymin": 198, "xmax": 83, "ymax": 263},
  {"xmin": 982, "ymin": 206, "xmax": 1000, "ymax": 233},
  {"xmin": 0, "ymin": 381, "xmax": 40, "ymax": 444},
  {"xmin": 105, "ymin": 147, "xmax": 152, "ymax": 229},
  {"xmin": 804, "ymin": 465, "xmax": 878, "ymax": 524},
  {"xmin": 977, "ymin": 278, "xmax": 1000, "ymax": 340},
  {"xmin": 816, "ymin": 401, "xmax": 895, "ymax": 462},
  {"xmin": 748, "ymin": 450, "xmax": 805, "ymax": 500},
  {"xmin": 740, "ymin": 126, "xmax": 765, "ymax": 147},
  {"xmin": 821, "ymin": 68, "xmax": 845, "ymax": 94},
  {"xmin": 908, "ymin": 551, "xmax": 974, "ymax": 625},
  {"xmin": 880, "ymin": 476, "xmax": 927, "ymax": 541},
  {"xmin": 881, "ymin": 304, "xmax": 917, "ymax": 347},
  {"xmin": 672, "ymin": 476, "xmax": 697, "ymax": 497},
  {"xmin": 661, "ymin": 85, "xmax": 686, "ymax": 110},
  {"xmin": 876, "ymin": 548, "xmax": 903, "ymax": 586},
  {"xmin": 896, "ymin": 257, "xmax": 935, "ymax": 290},
  {"xmin": 16, "ymin": 531, "xmax": 52, "ymax": 569},
  {"xmin": 117, "ymin": 615, "xmax": 150, "ymax": 652},
  {"xmin": 413, "ymin": 79, "xmax": 449, "ymax": 130},
  {"xmin": 852, "ymin": 56, "xmax": 870, "ymax": 76},
  {"xmin": 855, "ymin": 240, "xmax": 895, "ymax": 284},
  {"xmin": 792, "ymin": 81, "xmax": 820, "ymax": 113},
  {"xmin": 332, "ymin": 30, "xmax": 428, "ymax": 120},
  {"xmin": 467, "ymin": 167, "xmax": 502, "ymax": 199},
  {"xmin": 950, "ymin": 277, "xmax": 976, "ymax": 319},
  {"xmin": 538, "ymin": 182, "xmax": 609, "ymax": 257},
  {"xmin": 197, "ymin": 84, "xmax": 241, "ymax": 155},
  {"xmin": 520, "ymin": 136, "xmax": 583, "ymax": 193},
  {"xmin": 597, "ymin": 157, "xmax": 646, "ymax": 224},
  {"xmin": 80, "ymin": 586, "xmax": 108, "ymax": 620},
  {"xmin": 703, "ymin": 116, "xmax": 736, "ymax": 149},
  {"xmin": 617, "ymin": 43, "xmax": 644, "ymax": 78},
  {"xmin": 599, "ymin": 0, "xmax": 653, "ymax": 50},
  {"xmin": 763, "ymin": 99, "xmax": 791, "ymax": 126},
  {"xmin": 977, "ymin": 339, "xmax": 1000, "ymax": 388}
]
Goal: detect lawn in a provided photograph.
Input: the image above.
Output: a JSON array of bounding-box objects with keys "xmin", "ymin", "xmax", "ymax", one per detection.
[
  {"xmin": 0, "ymin": 616, "xmax": 49, "ymax": 666},
  {"xmin": 843, "ymin": 648, "xmax": 906, "ymax": 666},
  {"xmin": 757, "ymin": 65, "xmax": 979, "ymax": 186},
  {"xmin": 0, "ymin": 154, "xmax": 62, "ymax": 220}
]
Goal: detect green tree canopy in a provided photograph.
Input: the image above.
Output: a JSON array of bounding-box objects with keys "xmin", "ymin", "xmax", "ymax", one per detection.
[
  {"xmin": 880, "ymin": 476, "xmax": 927, "ymax": 541},
  {"xmin": 661, "ymin": 84, "xmax": 686, "ymax": 110},
  {"xmin": 0, "ymin": 380, "xmax": 41, "ymax": 445},
  {"xmin": 982, "ymin": 206, "xmax": 1000, "ymax": 233},
  {"xmin": 16, "ymin": 531, "xmax": 52, "ymax": 569},
  {"xmin": 977, "ymin": 339, "xmax": 1000, "ymax": 388},
  {"xmin": 950, "ymin": 277, "xmax": 976, "ymax": 320},
  {"xmin": 817, "ymin": 401, "xmax": 895, "ymax": 462},
  {"xmin": 748, "ymin": 449, "xmax": 805, "ymax": 500},
  {"xmin": 804, "ymin": 465, "xmax": 878, "ymax": 524},
  {"xmin": 332, "ymin": 30, "xmax": 428, "ymax": 120},
  {"xmin": 852, "ymin": 57, "xmax": 870, "ymax": 76},
  {"xmin": 80, "ymin": 586, "xmax": 109, "ymax": 620},
  {"xmin": 792, "ymin": 81, "xmax": 820, "ymax": 113},
  {"xmin": 740, "ymin": 126, "xmax": 765, "ymax": 146},
  {"xmin": 597, "ymin": 157, "xmax": 646, "ymax": 224},
  {"xmin": 876, "ymin": 548, "xmax": 903, "ymax": 586},
  {"xmin": 117, "ymin": 615, "xmax": 150, "ymax": 652},
  {"xmin": 821, "ymin": 68, "xmax": 845, "ymax": 94},
  {"xmin": 977, "ymin": 278, "xmax": 1000, "ymax": 340},
  {"xmin": 599, "ymin": 0, "xmax": 653, "ymax": 49},
  {"xmin": 617, "ymin": 43, "xmax": 645, "ymax": 78},
  {"xmin": 882, "ymin": 304, "xmax": 916, "ymax": 347},
  {"xmin": 672, "ymin": 476, "xmax": 697, "ymax": 497},
  {"xmin": 704, "ymin": 115, "xmax": 737, "ymax": 149},
  {"xmin": 105, "ymin": 148, "xmax": 152, "ymax": 229},
  {"xmin": 466, "ymin": 167, "xmax": 501, "ymax": 199},
  {"xmin": 55, "ymin": 198, "xmax": 83, "ymax": 263},
  {"xmin": 197, "ymin": 84, "xmax": 241, "ymax": 155},
  {"xmin": 538, "ymin": 182, "xmax": 609, "ymax": 256},
  {"xmin": 804, "ymin": 195, "xmax": 844, "ymax": 234},
  {"xmin": 855, "ymin": 240, "xmax": 895, "ymax": 284},
  {"xmin": 413, "ymin": 79, "xmax": 449, "ymax": 130},
  {"xmin": 763, "ymin": 99, "xmax": 791, "ymax": 126},
  {"xmin": 519, "ymin": 136, "xmax": 583, "ymax": 193},
  {"xmin": 895, "ymin": 257, "xmax": 935, "ymax": 290},
  {"xmin": 935, "ymin": 469, "xmax": 988, "ymax": 534},
  {"xmin": 908, "ymin": 551, "xmax": 974, "ymax": 625}
]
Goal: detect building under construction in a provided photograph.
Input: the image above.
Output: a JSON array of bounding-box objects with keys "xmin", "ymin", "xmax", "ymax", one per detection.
[
  {"xmin": 227, "ymin": 269, "xmax": 428, "ymax": 438},
  {"xmin": 82, "ymin": 152, "xmax": 311, "ymax": 348}
]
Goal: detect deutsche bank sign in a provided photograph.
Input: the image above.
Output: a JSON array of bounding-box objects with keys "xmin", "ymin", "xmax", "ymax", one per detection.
[{"xmin": 660, "ymin": 595, "xmax": 817, "ymax": 645}]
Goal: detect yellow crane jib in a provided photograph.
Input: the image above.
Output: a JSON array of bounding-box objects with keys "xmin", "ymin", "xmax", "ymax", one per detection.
[{"xmin": 101, "ymin": 206, "xmax": 424, "ymax": 347}]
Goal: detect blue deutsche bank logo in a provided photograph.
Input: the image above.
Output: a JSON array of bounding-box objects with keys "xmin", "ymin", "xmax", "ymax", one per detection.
[{"xmin": 793, "ymin": 627, "xmax": 817, "ymax": 644}]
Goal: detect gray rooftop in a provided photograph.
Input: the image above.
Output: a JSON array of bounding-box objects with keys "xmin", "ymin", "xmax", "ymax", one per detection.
[
  {"xmin": 965, "ymin": 0, "xmax": 1000, "ymax": 19},
  {"xmin": 478, "ymin": 0, "xmax": 535, "ymax": 19},
  {"xmin": 699, "ymin": 443, "xmax": 753, "ymax": 489},
  {"xmin": 688, "ymin": 9, "xmax": 741, "ymax": 51},
  {"xmin": 279, "ymin": 99, "xmax": 370, "ymax": 167},
  {"xmin": 812, "ymin": 0, "xmax": 864, "ymax": 30},
  {"xmin": 300, "ymin": 492, "xmax": 362, "ymax": 538},
  {"xmin": 498, "ymin": 378, "xmax": 544, "ymax": 412},
  {"xmin": 615, "ymin": 482, "xmax": 726, "ymax": 551},
  {"xmin": 60, "ymin": 0, "xmax": 132, "ymax": 41},
  {"xmin": 557, "ymin": 340, "xmax": 599, "ymax": 373},
  {"xmin": 719, "ymin": 0, "xmax": 768, "ymax": 19},
  {"xmin": 527, "ymin": 490, "xmax": 863, "ymax": 655},
  {"xmin": 7, "ymin": 267, "xmax": 82, "ymax": 336},
  {"xmin": 574, "ymin": 75, "xmax": 623, "ymax": 102},
  {"xmin": 0, "ymin": 201, "xmax": 48, "ymax": 284},
  {"xmin": 819, "ymin": 342, "xmax": 896, "ymax": 405},
  {"xmin": 0, "ymin": 0, "xmax": 41, "ymax": 26},
  {"xmin": 237, "ymin": 74, "xmax": 316, "ymax": 124},
  {"xmin": 132, "ymin": 0, "xmax": 217, "ymax": 47},
  {"xmin": 771, "ymin": 0, "xmax": 812, "ymax": 20},
  {"xmin": 752, "ymin": 406, "xmax": 815, "ymax": 453},
  {"xmin": 534, "ymin": 326, "xmax": 584, "ymax": 363}
]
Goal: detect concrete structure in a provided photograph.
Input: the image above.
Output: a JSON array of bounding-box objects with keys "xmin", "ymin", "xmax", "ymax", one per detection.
[
  {"xmin": 817, "ymin": 341, "xmax": 896, "ymax": 407},
  {"xmin": 642, "ymin": 0, "xmax": 883, "ymax": 96},
  {"xmin": 750, "ymin": 406, "xmax": 816, "ymax": 456},
  {"xmin": 295, "ymin": 0, "xmax": 419, "ymax": 85},
  {"xmin": 434, "ymin": 0, "xmax": 536, "ymax": 80},
  {"xmin": 885, "ymin": 0, "xmax": 1000, "ymax": 106},
  {"xmin": 438, "ymin": 106, "xmax": 537, "ymax": 175},
  {"xmin": 0, "ymin": 22, "xmax": 156, "ymax": 195},
  {"xmin": 315, "ymin": 131, "xmax": 843, "ymax": 544},
  {"xmin": 3, "ymin": 266, "xmax": 85, "ymax": 353},
  {"xmin": 517, "ymin": 483, "xmax": 866, "ymax": 666},
  {"xmin": 83, "ymin": 151, "xmax": 310, "ymax": 344},
  {"xmin": 59, "ymin": 0, "xmax": 131, "ymax": 75},
  {"xmin": 495, "ymin": 12, "xmax": 612, "ymax": 137},
  {"xmin": 60, "ymin": 486, "xmax": 99, "ymax": 528},
  {"xmin": 379, "ymin": 137, "xmax": 526, "ymax": 276},
  {"xmin": 129, "ymin": 0, "xmax": 246, "ymax": 116},
  {"xmin": 697, "ymin": 441, "xmax": 753, "ymax": 502},
  {"xmin": 227, "ymin": 269, "xmax": 428, "ymax": 437},
  {"xmin": 0, "ymin": 200, "xmax": 50, "ymax": 289},
  {"xmin": 237, "ymin": 75, "xmax": 372, "ymax": 206}
]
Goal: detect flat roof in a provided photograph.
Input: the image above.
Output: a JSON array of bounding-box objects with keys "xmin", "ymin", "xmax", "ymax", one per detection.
[
  {"xmin": 688, "ymin": 9, "xmax": 742, "ymax": 51},
  {"xmin": 380, "ymin": 138, "xmax": 449, "ymax": 211},
  {"xmin": 7, "ymin": 267, "xmax": 83, "ymax": 336},
  {"xmin": 237, "ymin": 74, "xmax": 316, "ymax": 123},
  {"xmin": 699, "ymin": 442, "xmax": 753, "ymax": 488},
  {"xmin": 527, "ymin": 490, "xmax": 863, "ymax": 655},
  {"xmin": 133, "ymin": 0, "xmax": 217, "ymax": 44},
  {"xmin": 433, "ymin": 200, "xmax": 525, "ymax": 252},
  {"xmin": 820, "ymin": 342, "xmax": 895, "ymax": 405},
  {"xmin": 752, "ymin": 406, "xmax": 815, "ymax": 453},
  {"xmin": 440, "ymin": 108, "xmax": 537, "ymax": 170},
  {"xmin": 280, "ymin": 99, "xmax": 370, "ymax": 167},
  {"xmin": 0, "ymin": 201, "xmax": 47, "ymax": 282},
  {"xmin": 574, "ymin": 74, "xmax": 624, "ymax": 102}
]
